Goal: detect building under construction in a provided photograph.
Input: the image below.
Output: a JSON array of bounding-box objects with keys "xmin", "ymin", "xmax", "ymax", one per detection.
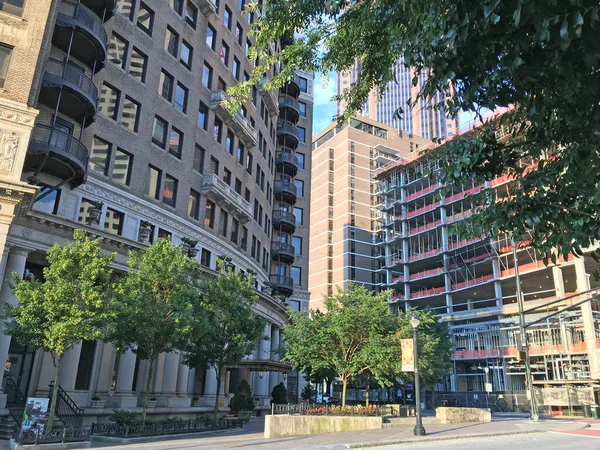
[{"xmin": 376, "ymin": 126, "xmax": 600, "ymax": 413}]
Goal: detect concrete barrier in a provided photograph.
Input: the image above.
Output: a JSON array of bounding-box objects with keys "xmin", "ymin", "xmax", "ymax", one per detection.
[
  {"xmin": 264, "ymin": 415, "xmax": 383, "ymax": 438},
  {"xmin": 435, "ymin": 407, "xmax": 491, "ymax": 424}
]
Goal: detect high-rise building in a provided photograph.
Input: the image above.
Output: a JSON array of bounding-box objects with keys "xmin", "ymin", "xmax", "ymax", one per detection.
[
  {"xmin": 0, "ymin": 0, "xmax": 312, "ymax": 420},
  {"xmin": 336, "ymin": 59, "xmax": 459, "ymax": 140},
  {"xmin": 309, "ymin": 116, "xmax": 429, "ymax": 311}
]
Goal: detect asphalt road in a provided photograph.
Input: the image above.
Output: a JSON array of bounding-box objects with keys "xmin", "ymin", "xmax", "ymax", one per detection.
[{"xmin": 365, "ymin": 432, "xmax": 600, "ymax": 450}]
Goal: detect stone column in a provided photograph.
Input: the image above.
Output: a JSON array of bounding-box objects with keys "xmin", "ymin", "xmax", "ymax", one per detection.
[
  {"xmin": 201, "ymin": 366, "xmax": 218, "ymax": 406},
  {"xmin": 176, "ymin": 357, "xmax": 190, "ymax": 396},
  {"xmin": 187, "ymin": 368, "xmax": 196, "ymax": 395},
  {"xmin": 256, "ymin": 323, "xmax": 271, "ymax": 406},
  {"xmin": 58, "ymin": 342, "xmax": 82, "ymax": 391},
  {"xmin": 94, "ymin": 343, "xmax": 116, "ymax": 394},
  {"xmin": 159, "ymin": 352, "xmax": 182, "ymax": 406},
  {"xmin": 152, "ymin": 352, "xmax": 167, "ymax": 394},
  {"xmin": 109, "ymin": 349, "xmax": 137, "ymax": 408},
  {"xmin": 574, "ymin": 257, "xmax": 600, "ymax": 378},
  {"xmin": 0, "ymin": 246, "xmax": 29, "ymax": 392}
]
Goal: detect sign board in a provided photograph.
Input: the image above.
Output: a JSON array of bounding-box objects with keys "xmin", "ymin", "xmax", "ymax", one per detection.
[
  {"xmin": 21, "ymin": 397, "xmax": 49, "ymax": 434},
  {"xmin": 401, "ymin": 339, "xmax": 414, "ymax": 372},
  {"xmin": 485, "ymin": 383, "xmax": 493, "ymax": 393}
]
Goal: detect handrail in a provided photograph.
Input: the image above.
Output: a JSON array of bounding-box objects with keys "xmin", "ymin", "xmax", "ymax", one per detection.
[
  {"xmin": 30, "ymin": 124, "xmax": 89, "ymax": 167},
  {"xmin": 5, "ymin": 378, "xmax": 26, "ymax": 426},
  {"xmin": 49, "ymin": 382, "xmax": 84, "ymax": 430},
  {"xmin": 45, "ymin": 59, "xmax": 98, "ymax": 102},
  {"xmin": 275, "ymin": 151, "xmax": 299, "ymax": 167},
  {"xmin": 273, "ymin": 210, "xmax": 296, "ymax": 224},
  {"xmin": 277, "ymin": 122, "xmax": 300, "ymax": 139},
  {"xmin": 271, "ymin": 241, "xmax": 295, "ymax": 255},
  {"xmin": 274, "ymin": 179, "xmax": 297, "ymax": 196},
  {"xmin": 269, "ymin": 274, "xmax": 293, "ymax": 289},
  {"xmin": 58, "ymin": 1, "xmax": 108, "ymax": 45}
]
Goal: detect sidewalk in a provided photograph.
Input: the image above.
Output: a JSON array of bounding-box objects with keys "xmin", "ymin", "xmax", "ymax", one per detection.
[{"xmin": 89, "ymin": 416, "xmax": 591, "ymax": 450}]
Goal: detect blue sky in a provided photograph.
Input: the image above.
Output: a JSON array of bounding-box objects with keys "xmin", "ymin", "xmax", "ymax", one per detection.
[{"xmin": 312, "ymin": 72, "xmax": 478, "ymax": 136}]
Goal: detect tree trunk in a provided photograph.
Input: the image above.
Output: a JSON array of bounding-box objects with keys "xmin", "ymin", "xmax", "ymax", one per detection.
[
  {"xmin": 45, "ymin": 353, "xmax": 63, "ymax": 435},
  {"xmin": 142, "ymin": 358, "xmax": 155, "ymax": 424},
  {"xmin": 341, "ymin": 378, "xmax": 347, "ymax": 408},
  {"xmin": 365, "ymin": 380, "xmax": 370, "ymax": 407},
  {"xmin": 213, "ymin": 366, "xmax": 224, "ymax": 423}
]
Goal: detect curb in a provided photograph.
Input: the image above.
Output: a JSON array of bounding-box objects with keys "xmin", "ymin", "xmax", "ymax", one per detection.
[{"xmin": 345, "ymin": 429, "xmax": 546, "ymax": 448}]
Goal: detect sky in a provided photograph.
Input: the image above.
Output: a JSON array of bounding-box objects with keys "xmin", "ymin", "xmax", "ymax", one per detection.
[{"xmin": 311, "ymin": 72, "xmax": 479, "ymax": 136}]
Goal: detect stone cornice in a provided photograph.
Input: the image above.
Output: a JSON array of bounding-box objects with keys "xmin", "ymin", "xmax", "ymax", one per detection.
[{"xmin": 0, "ymin": 98, "xmax": 38, "ymax": 128}]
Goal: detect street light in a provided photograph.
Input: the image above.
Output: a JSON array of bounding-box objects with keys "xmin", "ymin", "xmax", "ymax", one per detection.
[
  {"xmin": 410, "ymin": 313, "xmax": 426, "ymax": 436},
  {"xmin": 484, "ymin": 366, "xmax": 490, "ymax": 408},
  {"xmin": 282, "ymin": 372, "xmax": 287, "ymax": 380},
  {"xmin": 259, "ymin": 371, "xmax": 264, "ymax": 379}
]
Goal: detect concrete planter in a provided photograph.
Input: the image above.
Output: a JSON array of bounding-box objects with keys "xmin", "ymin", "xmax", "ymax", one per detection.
[
  {"xmin": 264, "ymin": 415, "xmax": 382, "ymax": 438},
  {"xmin": 435, "ymin": 406, "xmax": 491, "ymax": 424}
]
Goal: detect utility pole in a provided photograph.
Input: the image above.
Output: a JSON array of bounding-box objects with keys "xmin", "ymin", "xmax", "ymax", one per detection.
[{"xmin": 511, "ymin": 237, "xmax": 540, "ymax": 421}]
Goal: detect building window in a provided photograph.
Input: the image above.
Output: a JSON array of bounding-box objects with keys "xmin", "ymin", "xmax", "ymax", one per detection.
[
  {"xmin": 169, "ymin": 0, "xmax": 183, "ymax": 15},
  {"xmin": 197, "ymin": 102, "xmax": 209, "ymax": 129},
  {"xmin": 246, "ymin": 39, "xmax": 251, "ymax": 58},
  {"xmin": 165, "ymin": 27, "xmax": 179, "ymax": 57},
  {"xmin": 152, "ymin": 115, "xmax": 168, "ymax": 147},
  {"xmin": 204, "ymin": 200, "xmax": 215, "ymax": 228},
  {"xmin": 159, "ymin": 69, "xmax": 174, "ymax": 101},
  {"xmin": 298, "ymin": 101, "xmax": 307, "ymax": 117},
  {"xmin": 218, "ymin": 77, "xmax": 226, "ymax": 91},
  {"xmin": 113, "ymin": 149, "xmax": 132, "ymax": 186},
  {"xmin": 232, "ymin": 57, "xmax": 240, "ymax": 80},
  {"xmin": 201, "ymin": 248, "xmax": 211, "ymax": 267},
  {"xmin": 0, "ymin": 0, "xmax": 24, "ymax": 16},
  {"xmin": 297, "ymin": 152, "xmax": 305, "ymax": 169},
  {"xmin": 78, "ymin": 198, "xmax": 97, "ymax": 224},
  {"xmin": 163, "ymin": 174, "xmax": 178, "ymax": 207},
  {"xmin": 137, "ymin": 2, "xmax": 154, "ymax": 35},
  {"xmin": 236, "ymin": 143, "xmax": 244, "ymax": 164},
  {"xmin": 146, "ymin": 165, "xmax": 161, "ymax": 199},
  {"xmin": 158, "ymin": 228, "xmax": 171, "ymax": 240},
  {"xmin": 223, "ymin": 168, "xmax": 231, "ymax": 185},
  {"xmin": 293, "ymin": 207, "xmax": 303, "ymax": 225},
  {"xmin": 299, "ymin": 76, "xmax": 308, "ymax": 93},
  {"xmin": 210, "ymin": 156, "xmax": 219, "ymax": 175},
  {"xmin": 291, "ymin": 266, "xmax": 301, "ymax": 286},
  {"xmin": 116, "ymin": 0, "xmax": 135, "ymax": 20},
  {"xmin": 213, "ymin": 117, "xmax": 223, "ymax": 142},
  {"xmin": 168, "ymin": 127, "xmax": 183, "ymax": 158},
  {"xmin": 231, "ymin": 218, "xmax": 239, "ymax": 244},
  {"xmin": 237, "ymin": 0, "xmax": 245, "ymax": 10},
  {"xmin": 225, "ymin": 130, "xmax": 234, "ymax": 153},
  {"xmin": 241, "ymin": 226, "xmax": 248, "ymax": 250},
  {"xmin": 188, "ymin": 189, "xmax": 200, "ymax": 219},
  {"xmin": 294, "ymin": 179, "xmax": 304, "ymax": 197},
  {"xmin": 246, "ymin": 152, "xmax": 253, "ymax": 173},
  {"xmin": 234, "ymin": 178, "xmax": 242, "ymax": 194},
  {"xmin": 98, "ymin": 83, "xmax": 120, "ymax": 120},
  {"xmin": 90, "ymin": 136, "xmax": 111, "ymax": 175},
  {"xmin": 219, "ymin": 210, "xmax": 228, "ymax": 236},
  {"xmin": 224, "ymin": 6, "xmax": 232, "ymax": 29},
  {"xmin": 129, "ymin": 47, "xmax": 147, "ymax": 82},
  {"xmin": 104, "ymin": 208, "xmax": 124, "ymax": 236},
  {"xmin": 108, "ymin": 33, "xmax": 128, "ymax": 69},
  {"xmin": 33, "ymin": 185, "xmax": 60, "ymax": 215},
  {"xmin": 193, "ymin": 145, "xmax": 205, "ymax": 173},
  {"xmin": 121, "ymin": 96, "xmax": 140, "ymax": 132},
  {"xmin": 298, "ymin": 126, "xmax": 306, "ymax": 143},
  {"xmin": 180, "ymin": 40, "xmax": 193, "ymax": 69},
  {"xmin": 174, "ymin": 83, "xmax": 188, "ymax": 112},
  {"xmin": 186, "ymin": 1, "xmax": 198, "ymax": 27},
  {"xmin": 292, "ymin": 236, "xmax": 302, "ymax": 255},
  {"xmin": 251, "ymin": 236, "xmax": 256, "ymax": 258},
  {"xmin": 220, "ymin": 41, "xmax": 229, "ymax": 66},
  {"xmin": 236, "ymin": 23, "xmax": 243, "ymax": 45},
  {"xmin": 202, "ymin": 62, "xmax": 213, "ymax": 88},
  {"xmin": 206, "ymin": 24, "xmax": 216, "ymax": 50}
]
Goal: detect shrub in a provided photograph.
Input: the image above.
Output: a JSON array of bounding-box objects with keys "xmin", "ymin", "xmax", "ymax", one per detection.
[
  {"xmin": 305, "ymin": 405, "xmax": 378, "ymax": 416},
  {"xmin": 109, "ymin": 409, "xmax": 143, "ymax": 426},
  {"xmin": 271, "ymin": 382, "xmax": 287, "ymax": 405},
  {"xmin": 231, "ymin": 379, "xmax": 254, "ymax": 412}
]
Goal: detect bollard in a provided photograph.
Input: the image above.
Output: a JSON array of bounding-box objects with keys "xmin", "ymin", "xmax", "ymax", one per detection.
[{"xmin": 272, "ymin": 403, "xmax": 275, "ymax": 415}]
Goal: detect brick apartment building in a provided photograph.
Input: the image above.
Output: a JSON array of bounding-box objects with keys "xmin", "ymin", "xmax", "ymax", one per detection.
[{"xmin": 0, "ymin": 0, "xmax": 313, "ymax": 424}]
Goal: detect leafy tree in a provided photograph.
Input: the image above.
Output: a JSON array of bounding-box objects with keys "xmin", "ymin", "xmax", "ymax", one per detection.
[
  {"xmin": 271, "ymin": 382, "xmax": 287, "ymax": 405},
  {"xmin": 398, "ymin": 309, "xmax": 453, "ymax": 388},
  {"xmin": 182, "ymin": 263, "xmax": 265, "ymax": 421},
  {"xmin": 231, "ymin": 379, "xmax": 254, "ymax": 412},
  {"xmin": 283, "ymin": 284, "xmax": 398, "ymax": 407},
  {"xmin": 106, "ymin": 238, "xmax": 197, "ymax": 422},
  {"xmin": 5, "ymin": 230, "xmax": 114, "ymax": 433},
  {"xmin": 301, "ymin": 383, "xmax": 316, "ymax": 403},
  {"xmin": 231, "ymin": 0, "xmax": 600, "ymax": 262}
]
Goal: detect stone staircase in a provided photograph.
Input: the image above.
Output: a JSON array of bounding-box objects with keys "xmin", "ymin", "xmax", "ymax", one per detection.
[{"xmin": 0, "ymin": 416, "xmax": 15, "ymax": 440}]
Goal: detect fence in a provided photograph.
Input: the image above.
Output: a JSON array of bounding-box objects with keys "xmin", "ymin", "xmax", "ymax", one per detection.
[
  {"xmin": 90, "ymin": 416, "xmax": 242, "ymax": 439},
  {"xmin": 271, "ymin": 403, "xmax": 385, "ymax": 416},
  {"xmin": 427, "ymin": 391, "xmax": 531, "ymax": 413},
  {"xmin": 13, "ymin": 427, "xmax": 91, "ymax": 445}
]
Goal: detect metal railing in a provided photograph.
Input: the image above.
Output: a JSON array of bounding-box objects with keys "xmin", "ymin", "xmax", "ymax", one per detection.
[
  {"xmin": 274, "ymin": 179, "xmax": 297, "ymax": 197},
  {"xmin": 45, "ymin": 59, "xmax": 98, "ymax": 103},
  {"xmin": 271, "ymin": 241, "xmax": 295, "ymax": 256},
  {"xmin": 13, "ymin": 427, "xmax": 90, "ymax": 445},
  {"xmin": 272, "ymin": 210, "xmax": 296, "ymax": 226},
  {"xmin": 272, "ymin": 403, "xmax": 385, "ymax": 416},
  {"xmin": 278, "ymin": 95, "xmax": 300, "ymax": 113},
  {"xmin": 5, "ymin": 378, "xmax": 26, "ymax": 426},
  {"xmin": 269, "ymin": 274, "xmax": 293, "ymax": 290},
  {"xmin": 29, "ymin": 124, "xmax": 89, "ymax": 168},
  {"xmin": 58, "ymin": 1, "xmax": 108, "ymax": 45},
  {"xmin": 90, "ymin": 417, "xmax": 242, "ymax": 438},
  {"xmin": 277, "ymin": 122, "xmax": 300, "ymax": 140},
  {"xmin": 48, "ymin": 382, "xmax": 84, "ymax": 430},
  {"xmin": 275, "ymin": 151, "xmax": 299, "ymax": 167}
]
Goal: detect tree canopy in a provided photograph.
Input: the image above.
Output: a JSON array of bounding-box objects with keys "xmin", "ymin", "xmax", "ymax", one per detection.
[
  {"xmin": 6, "ymin": 230, "xmax": 114, "ymax": 432},
  {"xmin": 234, "ymin": 0, "xmax": 600, "ymax": 262}
]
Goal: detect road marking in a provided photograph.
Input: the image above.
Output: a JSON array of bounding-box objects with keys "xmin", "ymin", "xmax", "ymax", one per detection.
[{"xmin": 550, "ymin": 429, "xmax": 600, "ymax": 439}]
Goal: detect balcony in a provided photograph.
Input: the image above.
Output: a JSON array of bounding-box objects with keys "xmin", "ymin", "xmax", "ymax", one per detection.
[
  {"xmin": 210, "ymin": 91, "xmax": 258, "ymax": 149},
  {"xmin": 272, "ymin": 210, "xmax": 296, "ymax": 234},
  {"xmin": 25, "ymin": 125, "xmax": 89, "ymax": 187},
  {"xmin": 40, "ymin": 59, "xmax": 98, "ymax": 125},
  {"xmin": 282, "ymin": 74, "xmax": 301, "ymax": 99},
  {"xmin": 197, "ymin": 0, "xmax": 217, "ymax": 15},
  {"xmin": 275, "ymin": 151, "xmax": 299, "ymax": 176},
  {"xmin": 81, "ymin": 0, "xmax": 115, "ymax": 19},
  {"xmin": 274, "ymin": 179, "xmax": 297, "ymax": 204},
  {"xmin": 271, "ymin": 242, "xmax": 295, "ymax": 264},
  {"xmin": 258, "ymin": 78, "xmax": 279, "ymax": 116},
  {"xmin": 278, "ymin": 95, "xmax": 300, "ymax": 123},
  {"xmin": 277, "ymin": 122, "xmax": 299, "ymax": 149},
  {"xmin": 201, "ymin": 174, "xmax": 253, "ymax": 223},
  {"xmin": 54, "ymin": 1, "xmax": 108, "ymax": 72},
  {"xmin": 269, "ymin": 274, "xmax": 294, "ymax": 297}
]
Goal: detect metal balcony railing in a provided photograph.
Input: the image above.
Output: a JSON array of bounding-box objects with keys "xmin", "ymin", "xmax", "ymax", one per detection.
[
  {"xmin": 45, "ymin": 59, "xmax": 98, "ymax": 104},
  {"xmin": 58, "ymin": 1, "xmax": 108, "ymax": 45}
]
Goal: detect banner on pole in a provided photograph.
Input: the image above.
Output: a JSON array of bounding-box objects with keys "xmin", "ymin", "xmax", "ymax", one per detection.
[{"xmin": 401, "ymin": 339, "xmax": 414, "ymax": 372}]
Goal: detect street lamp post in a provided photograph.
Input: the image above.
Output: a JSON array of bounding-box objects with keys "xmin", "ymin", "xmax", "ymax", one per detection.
[
  {"xmin": 484, "ymin": 366, "xmax": 490, "ymax": 408},
  {"xmin": 410, "ymin": 313, "xmax": 426, "ymax": 436}
]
